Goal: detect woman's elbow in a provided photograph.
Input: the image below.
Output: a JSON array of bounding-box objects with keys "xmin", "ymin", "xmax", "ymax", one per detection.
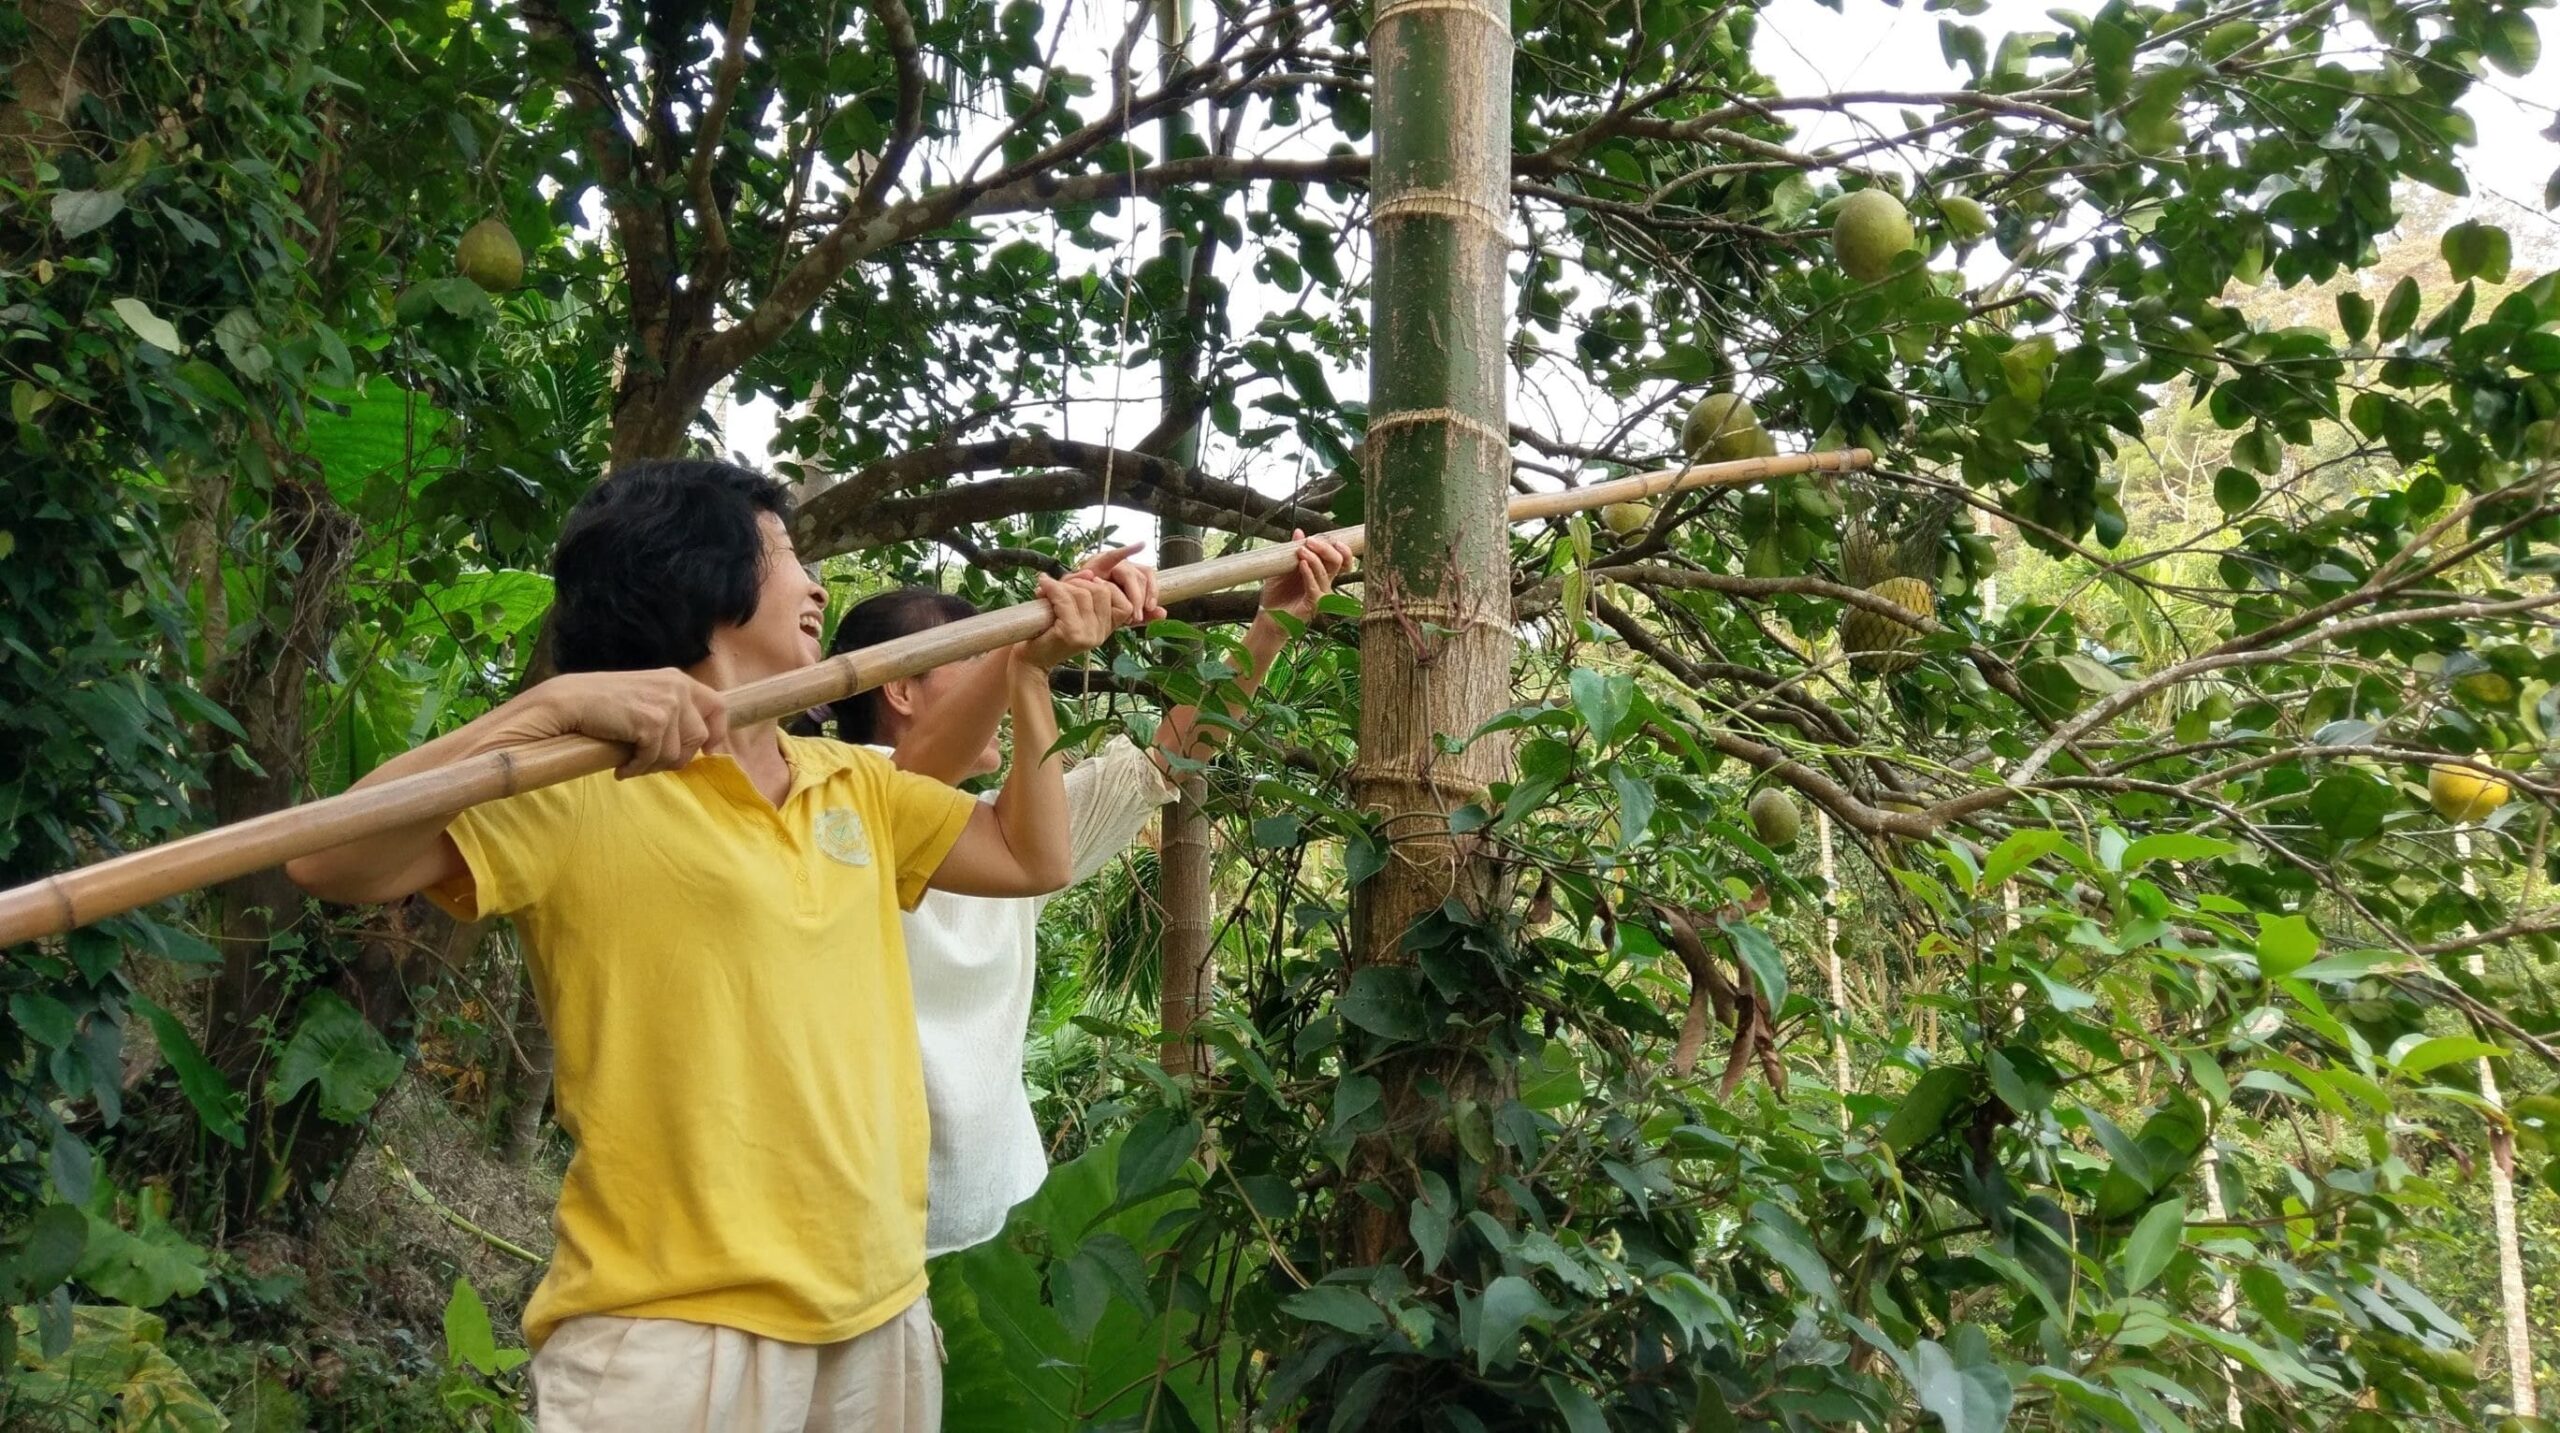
[
  {"xmin": 1020, "ymin": 847, "xmax": 1074, "ymax": 896},
  {"xmin": 284, "ymin": 853, "xmax": 397, "ymax": 906}
]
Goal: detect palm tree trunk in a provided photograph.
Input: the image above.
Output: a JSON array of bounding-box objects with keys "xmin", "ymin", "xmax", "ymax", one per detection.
[
  {"xmin": 1345, "ymin": 0, "xmax": 1514, "ymax": 1271},
  {"xmin": 2460, "ymin": 831, "xmax": 2537, "ymax": 1416},
  {"xmin": 1152, "ymin": 0, "xmax": 1215, "ymax": 1080}
]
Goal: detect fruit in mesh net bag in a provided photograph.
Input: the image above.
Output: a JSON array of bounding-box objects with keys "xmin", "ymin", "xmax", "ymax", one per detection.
[
  {"xmin": 1681, "ymin": 391, "xmax": 1763, "ymax": 462},
  {"xmin": 1843, "ymin": 576, "xmax": 1935, "ymax": 676},
  {"xmin": 1833, "ymin": 189, "xmax": 1916, "ymax": 283},
  {"xmin": 1746, "ymin": 787, "xmax": 1803, "ymax": 848},
  {"xmin": 457, "ymin": 217, "xmax": 524, "ymax": 292},
  {"xmin": 2427, "ymin": 762, "xmax": 2510, "ymax": 823}
]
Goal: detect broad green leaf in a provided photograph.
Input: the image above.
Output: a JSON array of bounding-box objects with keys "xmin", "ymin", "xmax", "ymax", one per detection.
[
  {"xmin": 1742, "ymin": 1205, "xmax": 1839, "ymax": 1305},
  {"xmin": 1544, "ymin": 1376, "xmax": 1609, "ymax": 1433},
  {"xmin": 1475, "ymin": 1274, "xmax": 1559, "ymax": 1372},
  {"xmin": 1912, "ymin": 1335, "xmax": 2015, "ymax": 1433},
  {"xmin": 1115, "ymin": 1107, "xmax": 1200, "ymax": 1200},
  {"xmin": 443, "ymin": 1276, "xmax": 503, "ymax": 1374},
  {"xmin": 1981, "ymin": 829, "xmax": 2066, "ymax": 889},
  {"xmin": 1339, "ymin": 967, "xmax": 1427, "ymax": 1040},
  {"xmin": 1283, "ymin": 1285, "xmax": 1385, "ymax": 1335},
  {"xmin": 2121, "ymin": 1196, "xmax": 2186, "ymax": 1293},
  {"xmin": 1884, "ymin": 1066, "xmax": 1974, "ymax": 1152},
  {"xmin": 110, "ymin": 297, "xmax": 185, "ymax": 354},
  {"xmin": 2254, "ymin": 913, "xmax": 2318, "ymax": 980},
  {"xmin": 2392, "ymin": 1035, "xmax": 2503, "ymax": 1078},
  {"xmin": 1568, "ymin": 668, "xmax": 1634, "ymax": 746},
  {"xmin": 52, "ymin": 189, "xmax": 126, "ymax": 239},
  {"xmin": 2378, "ymin": 274, "xmax": 2421, "ymax": 341},
  {"xmin": 267, "ymin": 991, "xmax": 403, "ymax": 1123},
  {"xmin": 2443, "ymin": 221, "xmax": 2511, "ymax": 284}
]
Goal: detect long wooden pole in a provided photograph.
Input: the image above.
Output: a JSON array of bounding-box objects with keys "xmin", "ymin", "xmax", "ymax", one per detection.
[{"xmin": 0, "ymin": 448, "xmax": 1872, "ymax": 947}]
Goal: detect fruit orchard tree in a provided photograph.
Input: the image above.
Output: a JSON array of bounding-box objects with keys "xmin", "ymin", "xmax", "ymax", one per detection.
[{"xmin": 7, "ymin": 0, "xmax": 2560, "ymax": 1426}]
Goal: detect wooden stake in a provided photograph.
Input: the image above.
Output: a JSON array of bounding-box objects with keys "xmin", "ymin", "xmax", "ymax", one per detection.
[{"xmin": 0, "ymin": 448, "xmax": 1873, "ymax": 947}]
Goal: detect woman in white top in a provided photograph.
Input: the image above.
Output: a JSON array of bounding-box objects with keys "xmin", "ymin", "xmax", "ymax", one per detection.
[{"xmin": 826, "ymin": 533, "xmax": 1352, "ymax": 1254}]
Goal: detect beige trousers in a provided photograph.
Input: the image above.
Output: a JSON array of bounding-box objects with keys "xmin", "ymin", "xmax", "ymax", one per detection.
[{"xmin": 531, "ymin": 1296, "xmax": 943, "ymax": 1433}]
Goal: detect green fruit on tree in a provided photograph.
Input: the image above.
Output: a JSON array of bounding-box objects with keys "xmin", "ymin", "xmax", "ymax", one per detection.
[
  {"xmin": 457, "ymin": 217, "xmax": 524, "ymax": 292},
  {"xmin": 1833, "ymin": 189, "xmax": 1916, "ymax": 283},
  {"xmin": 1602, "ymin": 501, "xmax": 1652, "ymax": 537},
  {"xmin": 1940, "ymin": 194, "xmax": 1992, "ymax": 242},
  {"xmin": 1682, "ymin": 391, "xmax": 1763, "ymax": 462},
  {"xmin": 2427, "ymin": 762, "xmax": 2510, "ymax": 823},
  {"xmin": 2201, "ymin": 19, "xmax": 2259, "ymax": 60},
  {"xmin": 1843, "ymin": 576, "xmax": 1935, "ymax": 676},
  {"xmin": 1747, "ymin": 787, "xmax": 1803, "ymax": 848}
]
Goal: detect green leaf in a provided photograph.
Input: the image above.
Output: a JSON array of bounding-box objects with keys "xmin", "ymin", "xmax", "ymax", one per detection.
[
  {"xmin": 110, "ymin": 297, "xmax": 185, "ymax": 354},
  {"xmin": 1718, "ymin": 916, "xmax": 1786, "ymax": 1012},
  {"xmin": 1606, "ymin": 763, "xmax": 1656, "ymax": 851},
  {"xmin": 1742, "ymin": 1204, "xmax": 1839, "ymax": 1305},
  {"xmin": 2443, "ymin": 221, "xmax": 2512, "ymax": 285},
  {"xmin": 1981, "ymin": 829, "xmax": 2066, "ymax": 889},
  {"xmin": 2378, "ymin": 275, "xmax": 2421, "ymax": 342},
  {"xmin": 1410, "ymin": 1172, "xmax": 1452, "ymax": 1273},
  {"xmin": 1339, "ymin": 967, "xmax": 1428, "ymax": 1039},
  {"xmin": 75, "ymin": 1197, "xmax": 209, "ymax": 1308},
  {"xmin": 1475, "ymin": 1274, "xmax": 1559, "ymax": 1371},
  {"xmin": 267, "ymin": 990, "xmax": 403, "ymax": 1123},
  {"xmin": 2255, "ymin": 913, "xmax": 2318, "ymax": 980},
  {"xmin": 2121, "ymin": 1196, "xmax": 2186, "ymax": 1293},
  {"xmin": 51, "ymin": 189, "xmax": 126, "ymax": 239},
  {"xmin": 1568, "ymin": 668, "xmax": 1634, "ymax": 746},
  {"xmin": 443, "ymin": 1277, "xmax": 503, "ymax": 1374},
  {"xmin": 2119, "ymin": 834, "xmax": 2236, "ymax": 870},
  {"xmin": 2309, "ymin": 771, "xmax": 2393, "ymax": 840},
  {"xmin": 1283, "ymin": 1285, "xmax": 1385, "ymax": 1336},
  {"xmin": 2335, "ymin": 291, "xmax": 2372, "ymax": 343},
  {"xmin": 129, "ymin": 997, "xmax": 243, "ymax": 1148},
  {"xmin": 2213, "ymin": 466, "xmax": 2260, "ymax": 515},
  {"xmin": 1115, "ymin": 1107, "xmax": 1200, "ymax": 1200},
  {"xmin": 2393, "ymin": 1035, "xmax": 2503, "ymax": 1078},
  {"xmin": 1912, "ymin": 1335, "xmax": 2014, "ymax": 1433},
  {"xmin": 1544, "ymin": 1376, "xmax": 1609, "ymax": 1433},
  {"xmin": 1884, "ymin": 1066, "xmax": 1974, "ymax": 1152},
  {"xmin": 8, "ymin": 1203, "xmax": 89, "ymax": 1297},
  {"xmin": 2486, "ymin": 10, "xmax": 2541, "ymax": 76}
]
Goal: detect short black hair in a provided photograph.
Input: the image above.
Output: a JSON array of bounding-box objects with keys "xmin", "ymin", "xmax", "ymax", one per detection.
[
  {"xmin": 827, "ymin": 587, "xmax": 979, "ymax": 744},
  {"xmin": 548, "ymin": 459, "xmax": 794, "ymax": 673}
]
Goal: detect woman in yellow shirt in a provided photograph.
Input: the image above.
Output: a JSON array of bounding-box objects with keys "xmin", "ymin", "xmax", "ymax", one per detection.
[{"xmin": 287, "ymin": 458, "xmax": 1132, "ymax": 1432}]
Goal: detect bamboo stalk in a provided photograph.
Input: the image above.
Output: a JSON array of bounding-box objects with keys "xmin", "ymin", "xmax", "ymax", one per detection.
[{"xmin": 0, "ymin": 448, "xmax": 1873, "ymax": 947}]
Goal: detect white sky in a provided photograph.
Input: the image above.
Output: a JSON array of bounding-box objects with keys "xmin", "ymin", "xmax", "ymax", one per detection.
[{"xmin": 732, "ymin": 2, "xmax": 2560, "ymax": 556}]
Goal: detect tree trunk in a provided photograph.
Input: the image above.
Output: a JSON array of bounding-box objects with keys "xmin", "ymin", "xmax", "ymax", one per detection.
[
  {"xmin": 198, "ymin": 472, "xmax": 362, "ymax": 1220},
  {"xmin": 1345, "ymin": 0, "xmax": 1514, "ymax": 1271},
  {"xmin": 1152, "ymin": 0, "xmax": 1216, "ymax": 1080},
  {"xmin": 2460, "ymin": 832, "xmax": 2537, "ymax": 1417},
  {"xmin": 1819, "ymin": 810, "xmax": 1849, "ymax": 1121},
  {"xmin": 494, "ymin": 940, "xmax": 556, "ymax": 1167}
]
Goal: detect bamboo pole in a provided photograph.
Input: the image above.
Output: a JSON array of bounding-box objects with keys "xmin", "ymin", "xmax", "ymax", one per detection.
[{"xmin": 0, "ymin": 448, "xmax": 1874, "ymax": 948}]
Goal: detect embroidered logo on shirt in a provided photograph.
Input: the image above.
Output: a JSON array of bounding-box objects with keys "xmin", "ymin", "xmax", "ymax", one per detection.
[{"xmin": 813, "ymin": 808, "xmax": 873, "ymax": 867}]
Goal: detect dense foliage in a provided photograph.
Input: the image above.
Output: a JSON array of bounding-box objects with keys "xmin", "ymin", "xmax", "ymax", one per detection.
[{"xmin": 4, "ymin": 0, "xmax": 2559, "ymax": 1427}]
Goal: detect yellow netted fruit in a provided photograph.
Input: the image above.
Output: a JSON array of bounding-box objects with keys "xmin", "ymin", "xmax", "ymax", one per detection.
[
  {"xmin": 457, "ymin": 217, "xmax": 524, "ymax": 291},
  {"xmin": 2427, "ymin": 763, "xmax": 2510, "ymax": 823},
  {"xmin": 1833, "ymin": 189, "xmax": 1916, "ymax": 283},
  {"xmin": 1843, "ymin": 576, "xmax": 1935, "ymax": 676},
  {"xmin": 1682, "ymin": 391, "xmax": 1763, "ymax": 462}
]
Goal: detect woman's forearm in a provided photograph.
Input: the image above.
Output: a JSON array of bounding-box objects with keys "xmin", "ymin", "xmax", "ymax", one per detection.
[{"xmin": 988, "ymin": 658, "xmax": 1073, "ymax": 889}]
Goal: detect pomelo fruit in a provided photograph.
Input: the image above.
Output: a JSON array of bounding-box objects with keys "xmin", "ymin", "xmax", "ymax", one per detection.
[
  {"xmin": 457, "ymin": 217, "xmax": 524, "ymax": 292},
  {"xmin": 2428, "ymin": 762, "xmax": 2510, "ymax": 823},
  {"xmin": 1834, "ymin": 189, "xmax": 1916, "ymax": 283},
  {"xmin": 1843, "ymin": 576, "xmax": 1935, "ymax": 676},
  {"xmin": 1602, "ymin": 501, "xmax": 1652, "ymax": 536},
  {"xmin": 1747, "ymin": 787, "xmax": 1803, "ymax": 848},
  {"xmin": 1682, "ymin": 391, "xmax": 1763, "ymax": 462},
  {"xmin": 1940, "ymin": 194, "xmax": 1992, "ymax": 242}
]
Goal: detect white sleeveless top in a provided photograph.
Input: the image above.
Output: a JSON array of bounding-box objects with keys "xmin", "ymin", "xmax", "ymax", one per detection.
[{"xmin": 889, "ymin": 737, "xmax": 1177, "ymax": 1254}]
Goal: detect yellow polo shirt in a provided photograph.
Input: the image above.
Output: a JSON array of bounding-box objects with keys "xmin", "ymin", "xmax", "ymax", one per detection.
[{"xmin": 428, "ymin": 736, "xmax": 977, "ymax": 1349}]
